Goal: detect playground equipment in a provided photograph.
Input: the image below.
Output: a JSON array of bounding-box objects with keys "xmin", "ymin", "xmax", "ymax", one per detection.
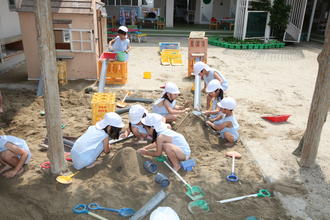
[
  {"xmin": 225, "ymin": 151, "xmax": 242, "ymax": 182},
  {"xmin": 188, "ymin": 32, "xmax": 208, "ymax": 77}
]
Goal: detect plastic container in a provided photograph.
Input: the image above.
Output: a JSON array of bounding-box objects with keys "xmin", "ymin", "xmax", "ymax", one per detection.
[
  {"xmin": 97, "ymin": 61, "xmax": 128, "ymax": 85},
  {"xmin": 116, "ymin": 52, "xmax": 127, "ymax": 62},
  {"xmin": 150, "ymin": 207, "xmax": 180, "ymax": 220},
  {"xmin": 154, "ymin": 173, "xmax": 170, "ymax": 187},
  {"xmin": 180, "ymin": 159, "xmax": 196, "ymax": 171},
  {"xmin": 187, "ymin": 200, "xmax": 209, "ymax": 214},
  {"xmin": 143, "ymin": 72, "xmax": 152, "ymax": 79},
  {"xmin": 261, "ymin": 114, "xmax": 291, "ymax": 123},
  {"xmin": 143, "ymin": 160, "xmax": 158, "ymax": 173},
  {"xmin": 91, "ymin": 93, "xmax": 116, "ymax": 124}
]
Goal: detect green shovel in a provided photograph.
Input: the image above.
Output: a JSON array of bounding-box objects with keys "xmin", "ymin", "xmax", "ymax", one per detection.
[{"xmin": 155, "ymin": 155, "xmax": 205, "ymax": 201}]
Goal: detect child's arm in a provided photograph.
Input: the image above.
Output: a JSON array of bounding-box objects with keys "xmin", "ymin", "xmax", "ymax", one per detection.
[
  {"xmin": 206, "ymin": 121, "xmax": 232, "ymax": 131},
  {"xmin": 108, "ymin": 38, "xmax": 116, "ymax": 47},
  {"xmin": 164, "ymin": 100, "xmax": 186, "ymax": 115},
  {"xmin": 214, "ymin": 71, "xmax": 224, "ymax": 83},
  {"xmin": 3, "ymin": 142, "xmax": 28, "ymax": 178},
  {"xmin": 138, "ymin": 138, "xmax": 163, "ymax": 157},
  {"xmin": 210, "ymin": 113, "xmax": 223, "ymax": 122},
  {"xmin": 125, "ymin": 44, "xmax": 131, "ymax": 53},
  {"xmin": 103, "ymin": 137, "xmax": 111, "ymax": 154},
  {"xmin": 137, "ymin": 142, "xmax": 157, "ymax": 154},
  {"xmin": 202, "ymin": 82, "xmax": 207, "ymax": 93}
]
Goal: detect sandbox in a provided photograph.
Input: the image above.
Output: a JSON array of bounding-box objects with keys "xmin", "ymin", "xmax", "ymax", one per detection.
[{"xmin": 0, "ymin": 89, "xmax": 290, "ymax": 219}]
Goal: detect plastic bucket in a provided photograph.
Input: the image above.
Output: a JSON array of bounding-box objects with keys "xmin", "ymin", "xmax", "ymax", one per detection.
[
  {"xmin": 155, "ymin": 173, "xmax": 170, "ymax": 187},
  {"xmin": 116, "ymin": 52, "xmax": 127, "ymax": 61},
  {"xmin": 143, "ymin": 160, "xmax": 158, "ymax": 173}
]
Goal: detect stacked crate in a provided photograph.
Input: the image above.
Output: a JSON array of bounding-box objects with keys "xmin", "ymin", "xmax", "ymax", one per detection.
[
  {"xmin": 97, "ymin": 61, "xmax": 128, "ymax": 85},
  {"xmin": 160, "ymin": 49, "xmax": 183, "ymax": 66},
  {"xmin": 91, "ymin": 93, "xmax": 116, "ymax": 124},
  {"xmin": 188, "ymin": 32, "xmax": 208, "ymax": 76}
]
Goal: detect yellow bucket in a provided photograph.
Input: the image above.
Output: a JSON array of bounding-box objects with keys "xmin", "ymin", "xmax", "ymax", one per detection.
[{"xmin": 143, "ymin": 72, "xmax": 152, "ymax": 79}]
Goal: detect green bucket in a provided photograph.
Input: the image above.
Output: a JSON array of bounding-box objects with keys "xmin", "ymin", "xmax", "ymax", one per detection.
[{"xmin": 116, "ymin": 52, "xmax": 126, "ymax": 62}]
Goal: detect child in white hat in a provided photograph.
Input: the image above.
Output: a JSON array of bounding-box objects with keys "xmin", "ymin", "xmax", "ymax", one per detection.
[
  {"xmin": 108, "ymin": 26, "xmax": 130, "ymax": 60},
  {"xmin": 71, "ymin": 112, "xmax": 125, "ymax": 170},
  {"xmin": 0, "ymin": 135, "xmax": 31, "ymax": 178},
  {"xmin": 126, "ymin": 104, "xmax": 148, "ymax": 140},
  {"xmin": 206, "ymin": 97, "xmax": 239, "ymax": 147},
  {"xmin": 203, "ymin": 79, "xmax": 224, "ymax": 121},
  {"xmin": 152, "ymin": 82, "xmax": 190, "ymax": 123},
  {"xmin": 194, "ymin": 61, "xmax": 228, "ymax": 109},
  {"xmin": 137, "ymin": 113, "xmax": 191, "ymax": 171}
]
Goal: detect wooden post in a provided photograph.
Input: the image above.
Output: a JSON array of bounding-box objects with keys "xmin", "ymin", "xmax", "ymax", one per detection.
[
  {"xmin": 35, "ymin": 0, "xmax": 67, "ymax": 174},
  {"xmin": 299, "ymin": 16, "xmax": 330, "ymax": 167}
]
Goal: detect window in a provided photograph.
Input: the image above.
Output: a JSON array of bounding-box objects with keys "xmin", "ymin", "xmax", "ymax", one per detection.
[
  {"xmin": 54, "ymin": 29, "xmax": 93, "ymax": 53},
  {"xmin": 105, "ymin": 0, "xmax": 138, "ymax": 6},
  {"xmin": 8, "ymin": 0, "xmax": 16, "ymax": 10}
]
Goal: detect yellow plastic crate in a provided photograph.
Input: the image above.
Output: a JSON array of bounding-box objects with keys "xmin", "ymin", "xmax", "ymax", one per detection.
[
  {"xmin": 161, "ymin": 57, "xmax": 171, "ymax": 65},
  {"xmin": 91, "ymin": 93, "xmax": 116, "ymax": 124},
  {"xmin": 161, "ymin": 49, "xmax": 180, "ymax": 54},
  {"xmin": 171, "ymin": 58, "xmax": 183, "ymax": 66},
  {"xmin": 97, "ymin": 61, "xmax": 128, "ymax": 85}
]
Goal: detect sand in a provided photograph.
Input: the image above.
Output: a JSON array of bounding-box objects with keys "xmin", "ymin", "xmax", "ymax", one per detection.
[{"xmin": 0, "ymin": 88, "xmax": 290, "ymax": 220}]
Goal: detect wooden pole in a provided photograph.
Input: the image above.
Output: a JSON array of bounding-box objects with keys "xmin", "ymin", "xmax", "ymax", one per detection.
[
  {"xmin": 35, "ymin": 0, "xmax": 67, "ymax": 174},
  {"xmin": 299, "ymin": 16, "xmax": 330, "ymax": 167}
]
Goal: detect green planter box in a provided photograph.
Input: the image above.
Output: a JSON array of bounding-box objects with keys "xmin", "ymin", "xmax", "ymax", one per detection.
[
  {"xmin": 229, "ymin": 44, "xmax": 235, "ymax": 49},
  {"xmin": 235, "ymin": 44, "xmax": 242, "ymax": 49},
  {"xmin": 247, "ymin": 44, "xmax": 254, "ymax": 49},
  {"xmin": 241, "ymin": 44, "xmax": 248, "ymax": 49}
]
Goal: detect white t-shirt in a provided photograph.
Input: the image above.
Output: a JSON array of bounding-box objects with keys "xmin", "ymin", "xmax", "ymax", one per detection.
[
  {"xmin": 0, "ymin": 135, "xmax": 32, "ymax": 164},
  {"xmin": 71, "ymin": 126, "xmax": 108, "ymax": 170},
  {"xmin": 112, "ymin": 36, "xmax": 130, "ymax": 52}
]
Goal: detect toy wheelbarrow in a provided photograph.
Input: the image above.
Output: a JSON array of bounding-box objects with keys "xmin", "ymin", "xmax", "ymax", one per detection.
[{"xmin": 155, "ymin": 155, "xmax": 205, "ymax": 201}]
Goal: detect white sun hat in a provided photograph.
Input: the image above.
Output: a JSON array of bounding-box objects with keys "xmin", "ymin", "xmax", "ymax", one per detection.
[
  {"xmin": 129, "ymin": 105, "xmax": 148, "ymax": 125},
  {"xmin": 164, "ymin": 82, "xmax": 180, "ymax": 94},
  {"xmin": 96, "ymin": 112, "xmax": 125, "ymax": 129},
  {"xmin": 154, "ymin": 122, "xmax": 168, "ymax": 133},
  {"xmin": 141, "ymin": 113, "xmax": 163, "ymax": 127},
  {"xmin": 206, "ymin": 79, "xmax": 223, "ymax": 93},
  {"xmin": 217, "ymin": 97, "xmax": 237, "ymax": 110},
  {"xmin": 118, "ymin": 26, "xmax": 128, "ymax": 33},
  {"xmin": 193, "ymin": 61, "xmax": 210, "ymax": 75}
]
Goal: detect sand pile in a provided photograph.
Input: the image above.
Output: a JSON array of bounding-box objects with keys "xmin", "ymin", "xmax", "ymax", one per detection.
[{"xmin": 110, "ymin": 147, "xmax": 142, "ymax": 182}]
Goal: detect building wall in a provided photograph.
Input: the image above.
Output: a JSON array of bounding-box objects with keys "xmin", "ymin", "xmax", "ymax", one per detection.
[
  {"xmin": 212, "ymin": 0, "xmax": 231, "ymax": 20},
  {"xmin": 0, "ymin": 0, "xmax": 21, "ymax": 39},
  {"xmin": 19, "ymin": 12, "xmax": 98, "ymax": 80}
]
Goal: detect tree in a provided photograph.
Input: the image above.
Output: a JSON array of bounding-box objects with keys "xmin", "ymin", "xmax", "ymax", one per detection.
[
  {"xmin": 298, "ymin": 16, "xmax": 330, "ymax": 167},
  {"xmin": 269, "ymin": 0, "xmax": 291, "ymax": 40}
]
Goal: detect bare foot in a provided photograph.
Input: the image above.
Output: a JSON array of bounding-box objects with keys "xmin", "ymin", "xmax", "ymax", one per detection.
[
  {"xmin": 0, "ymin": 164, "xmax": 12, "ymax": 174},
  {"xmin": 86, "ymin": 160, "xmax": 102, "ymax": 169}
]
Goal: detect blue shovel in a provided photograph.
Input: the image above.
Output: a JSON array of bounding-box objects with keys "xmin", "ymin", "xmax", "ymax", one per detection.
[
  {"xmin": 225, "ymin": 151, "xmax": 241, "ymax": 182},
  {"xmin": 88, "ymin": 203, "xmax": 135, "ymax": 217}
]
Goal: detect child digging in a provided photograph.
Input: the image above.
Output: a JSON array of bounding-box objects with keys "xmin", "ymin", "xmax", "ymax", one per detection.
[
  {"xmin": 194, "ymin": 61, "xmax": 228, "ymax": 109},
  {"xmin": 108, "ymin": 26, "xmax": 130, "ymax": 61},
  {"xmin": 137, "ymin": 113, "xmax": 191, "ymax": 171},
  {"xmin": 206, "ymin": 97, "xmax": 239, "ymax": 147},
  {"xmin": 152, "ymin": 82, "xmax": 190, "ymax": 123},
  {"xmin": 71, "ymin": 112, "xmax": 125, "ymax": 170},
  {"xmin": 203, "ymin": 79, "xmax": 224, "ymax": 121},
  {"xmin": 0, "ymin": 135, "xmax": 32, "ymax": 178}
]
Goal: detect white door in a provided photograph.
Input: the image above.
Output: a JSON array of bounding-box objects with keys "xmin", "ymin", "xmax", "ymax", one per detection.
[{"xmin": 200, "ymin": 0, "xmax": 213, "ymax": 24}]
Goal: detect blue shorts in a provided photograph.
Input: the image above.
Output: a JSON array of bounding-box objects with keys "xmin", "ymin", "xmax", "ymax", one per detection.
[{"xmin": 219, "ymin": 127, "xmax": 239, "ymax": 142}]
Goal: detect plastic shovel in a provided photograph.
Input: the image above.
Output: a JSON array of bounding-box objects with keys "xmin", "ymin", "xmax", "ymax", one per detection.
[
  {"xmin": 217, "ymin": 189, "xmax": 271, "ymax": 204},
  {"xmin": 225, "ymin": 151, "xmax": 241, "ymax": 182},
  {"xmin": 117, "ymin": 92, "xmax": 130, "ymax": 108},
  {"xmin": 88, "ymin": 203, "xmax": 135, "ymax": 217},
  {"xmin": 56, "ymin": 171, "xmax": 79, "ymax": 184},
  {"xmin": 155, "ymin": 155, "xmax": 205, "ymax": 201}
]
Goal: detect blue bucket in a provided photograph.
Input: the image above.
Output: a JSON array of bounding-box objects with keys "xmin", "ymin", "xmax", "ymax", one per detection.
[
  {"xmin": 154, "ymin": 173, "xmax": 170, "ymax": 187},
  {"xmin": 143, "ymin": 160, "xmax": 158, "ymax": 174}
]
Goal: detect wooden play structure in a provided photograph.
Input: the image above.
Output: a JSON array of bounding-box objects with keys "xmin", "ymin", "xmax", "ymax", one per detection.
[{"xmin": 188, "ymin": 32, "xmax": 208, "ymax": 77}]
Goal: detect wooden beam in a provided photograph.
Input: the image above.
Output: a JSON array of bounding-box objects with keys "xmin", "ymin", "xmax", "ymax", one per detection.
[
  {"xmin": 35, "ymin": 0, "xmax": 67, "ymax": 174},
  {"xmin": 299, "ymin": 16, "xmax": 330, "ymax": 167}
]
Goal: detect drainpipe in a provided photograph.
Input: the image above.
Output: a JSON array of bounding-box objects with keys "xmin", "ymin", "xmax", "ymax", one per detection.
[
  {"xmin": 307, "ymin": 0, "xmax": 317, "ymax": 41},
  {"xmin": 193, "ymin": 58, "xmax": 202, "ymax": 110},
  {"xmin": 98, "ymin": 59, "xmax": 108, "ymax": 93}
]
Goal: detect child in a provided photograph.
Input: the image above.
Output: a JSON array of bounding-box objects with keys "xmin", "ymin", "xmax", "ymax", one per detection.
[
  {"xmin": 206, "ymin": 97, "xmax": 239, "ymax": 147},
  {"xmin": 203, "ymin": 79, "xmax": 224, "ymax": 121},
  {"xmin": 108, "ymin": 26, "xmax": 130, "ymax": 60},
  {"xmin": 0, "ymin": 90, "xmax": 3, "ymax": 113},
  {"xmin": 0, "ymin": 135, "xmax": 32, "ymax": 178},
  {"xmin": 194, "ymin": 61, "xmax": 228, "ymax": 109},
  {"xmin": 152, "ymin": 82, "xmax": 190, "ymax": 122},
  {"xmin": 137, "ymin": 113, "xmax": 191, "ymax": 171},
  {"xmin": 71, "ymin": 112, "xmax": 125, "ymax": 170},
  {"xmin": 127, "ymin": 104, "xmax": 148, "ymax": 140}
]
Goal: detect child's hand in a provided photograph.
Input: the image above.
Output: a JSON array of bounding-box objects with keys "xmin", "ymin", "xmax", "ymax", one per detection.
[
  {"xmin": 206, "ymin": 121, "xmax": 213, "ymax": 127},
  {"xmin": 3, "ymin": 170, "xmax": 17, "ymax": 178},
  {"xmin": 184, "ymin": 108, "xmax": 191, "ymax": 112},
  {"xmin": 201, "ymin": 88, "xmax": 206, "ymax": 93},
  {"xmin": 137, "ymin": 148, "xmax": 147, "ymax": 155}
]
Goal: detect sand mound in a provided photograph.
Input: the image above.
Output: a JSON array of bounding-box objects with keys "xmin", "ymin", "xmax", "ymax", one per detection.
[{"xmin": 110, "ymin": 147, "xmax": 142, "ymax": 182}]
